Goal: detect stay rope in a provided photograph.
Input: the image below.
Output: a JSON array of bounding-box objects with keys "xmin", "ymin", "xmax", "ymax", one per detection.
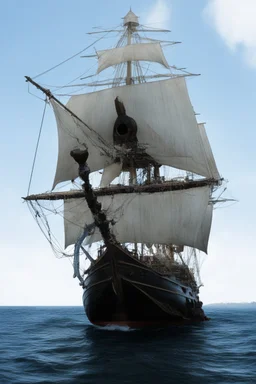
[
  {"xmin": 27, "ymin": 100, "xmax": 47, "ymax": 196},
  {"xmin": 31, "ymin": 28, "xmax": 120, "ymax": 80}
]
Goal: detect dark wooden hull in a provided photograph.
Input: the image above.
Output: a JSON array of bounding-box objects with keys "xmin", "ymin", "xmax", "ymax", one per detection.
[{"xmin": 83, "ymin": 243, "xmax": 208, "ymax": 326}]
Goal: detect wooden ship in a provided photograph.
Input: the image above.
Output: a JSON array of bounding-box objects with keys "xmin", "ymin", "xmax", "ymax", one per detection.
[{"xmin": 24, "ymin": 10, "xmax": 223, "ymax": 326}]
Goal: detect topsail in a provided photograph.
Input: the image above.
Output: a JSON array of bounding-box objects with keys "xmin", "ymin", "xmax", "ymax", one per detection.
[{"xmin": 97, "ymin": 43, "xmax": 169, "ymax": 74}]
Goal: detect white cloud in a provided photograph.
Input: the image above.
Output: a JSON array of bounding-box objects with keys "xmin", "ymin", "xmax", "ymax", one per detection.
[
  {"xmin": 144, "ymin": 0, "xmax": 171, "ymax": 29},
  {"xmin": 203, "ymin": 0, "xmax": 256, "ymax": 67}
]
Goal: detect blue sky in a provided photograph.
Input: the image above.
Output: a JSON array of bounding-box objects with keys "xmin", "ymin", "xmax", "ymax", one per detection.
[{"xmin": 1, "ymin": 0, "xmax": 255, "ymax": 305}]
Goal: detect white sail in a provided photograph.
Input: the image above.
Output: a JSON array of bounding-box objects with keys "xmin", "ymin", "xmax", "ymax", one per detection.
[
  {"xmin": 198, "ymin": 123, "xmax": 220, "ymax": 180},
  {"xmin": 200, "ymin": 204, "xmax": 213, "ymax": 253},
  {"xmin": 100, "ymin": 162, "xmax": 123, "ymax": 188},
  {"xmin": 64, "ymin": 186, "xmax": 212, "ymax": 253},
  {"xmin": 97, "ymin": 43, "xmax": 169, "ymax": 74},
  {"xmin": 51, "ymin": 100, "xmax": 115, "ymax": 188},
  {"xmin": 52, "ymin": 77, "xmax": 220, "ymax": 188}
]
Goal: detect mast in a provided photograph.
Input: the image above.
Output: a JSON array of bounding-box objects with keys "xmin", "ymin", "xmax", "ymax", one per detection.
[
  {"xmin": 123, "ymin": 9, "xmax": 139, "ymax": 86},
  {"xmin": 126, "ymin": 23, "xmax": 132, "ymax": 85},
  {"xmin": 124, "ymin": 11, "xmax": 139, "ymax": 254},
  {"xmin": 123, "ymin": 10, "xmax": 139, "ymax": 187},
  {"xmin": 127, "ymin": 26, "xmax": 136, "ymax": 186}
]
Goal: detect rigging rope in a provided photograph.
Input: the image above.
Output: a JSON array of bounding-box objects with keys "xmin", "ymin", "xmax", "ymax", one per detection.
[
  {"xmin": 32, "ymin": 28, "xmax": 120, "ymax": 80},
  {"xmin": 27, "ymin": 100, "xmax": 47, "ymax": 196}
]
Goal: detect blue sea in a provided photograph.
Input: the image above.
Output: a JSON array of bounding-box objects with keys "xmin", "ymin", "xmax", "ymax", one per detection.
[{"xmin": 0, "ymin": 305, "xmax": 255, "ymax": 384}]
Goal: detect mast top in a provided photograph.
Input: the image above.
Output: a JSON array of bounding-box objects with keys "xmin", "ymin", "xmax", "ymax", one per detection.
[{"xmin": 123, "ymin": 9, "xmax": 139, "ymax": 27}]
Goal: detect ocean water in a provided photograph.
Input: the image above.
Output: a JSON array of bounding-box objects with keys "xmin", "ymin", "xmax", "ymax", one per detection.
[{"xmin": 0, "ymin": 306, "xmax": 255, "ymax": 384}]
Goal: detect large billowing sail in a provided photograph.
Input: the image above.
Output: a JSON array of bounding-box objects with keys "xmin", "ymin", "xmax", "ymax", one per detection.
[
  {"xmin": 51, "ymin": 100, "xmax": 115, "ymax": 188},
  {"xmin": 52, "ymin": 77, "xmax": 220, "ymax": 188},
  {"xmin": 97, "ymin": 43, "xmax": 169, "ymax": 74},
  {"xmin": 64, "ymin": 186, "xmax": 213, "ymax": 253}
]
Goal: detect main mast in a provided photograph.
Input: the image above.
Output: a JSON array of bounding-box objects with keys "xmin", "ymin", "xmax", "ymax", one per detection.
[
  {"xmin": 124, "ymin": 11, "xmax": 139, "ymax": 255},
  {"xmin": 124, "ymin": 10, "xmax": 139, "ymax": 85},
  {"xmin": 123, "ymin": 11, "xmax": 139, "ymax": 187},
  {"xmin": 126, "ymin": 23, "xmax": 132, "ymax": 86}
]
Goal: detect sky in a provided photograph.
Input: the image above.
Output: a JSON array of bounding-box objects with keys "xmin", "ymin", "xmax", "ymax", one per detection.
[{"xmin": 0, "ymin": 0, "xmax": 256, "ymax": 306}]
